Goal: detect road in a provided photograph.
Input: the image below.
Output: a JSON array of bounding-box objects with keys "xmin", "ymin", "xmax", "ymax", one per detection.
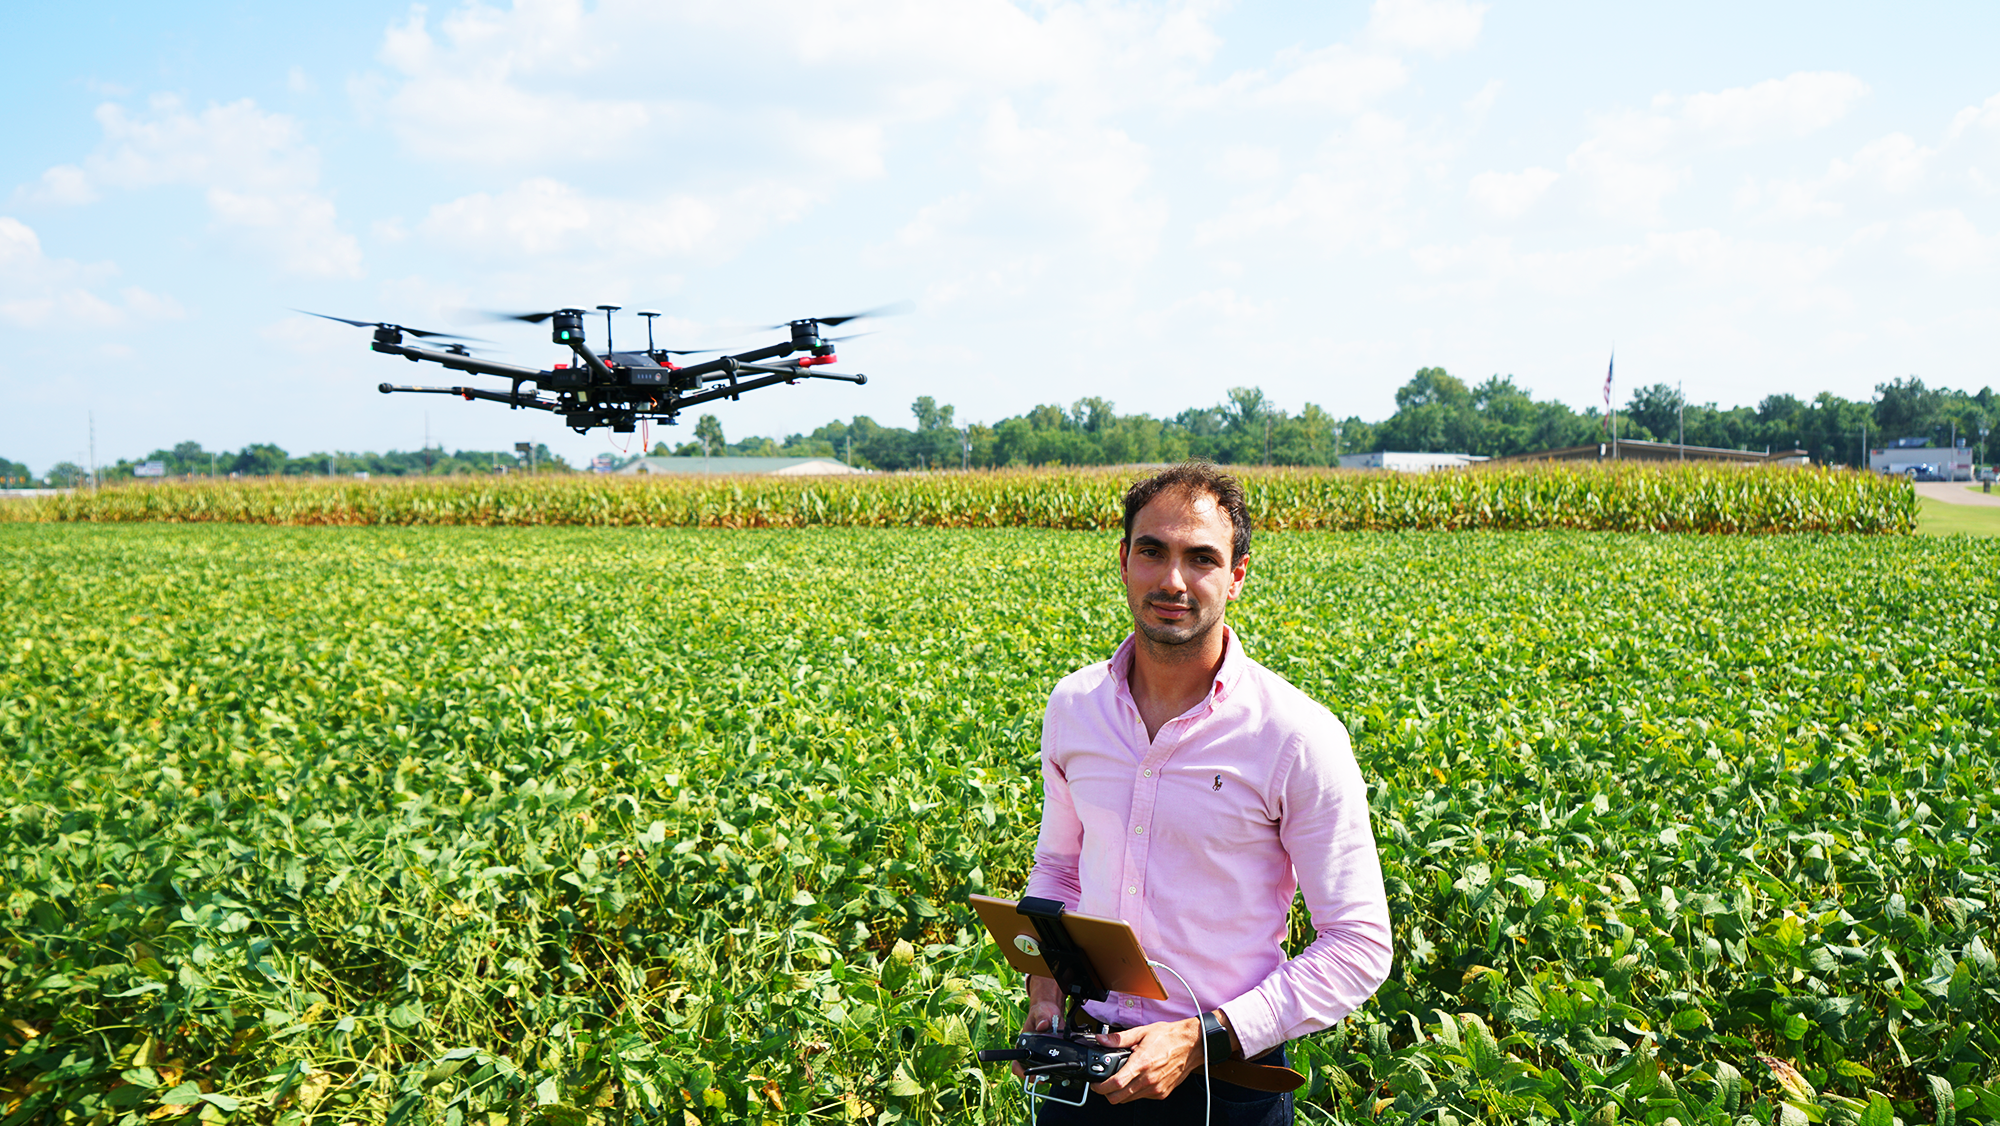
[{"xmin": 1914, "ymin": 481, "xmax": 2000, "ymax": 508}]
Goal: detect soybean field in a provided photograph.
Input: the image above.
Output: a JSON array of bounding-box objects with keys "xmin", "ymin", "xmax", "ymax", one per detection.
[{"xmin": 3, "ymin": 524, "xmax": 1996, "ymax": 1125}]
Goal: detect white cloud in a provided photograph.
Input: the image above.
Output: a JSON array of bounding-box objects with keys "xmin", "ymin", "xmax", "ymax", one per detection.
[
  {"xmin": 1197, "ymin": 119, "xmax": 1422, "ymax": 251},
  {"xmin": 1834, "ymin": 133, "xmax": 1933, "ymax": 193},
  {"xmin": 371, "ymin": 4, "xmax": 653, "ymax": 166},
  {"xmin": 419, "ymin": 176, "xmax": 821, "ymax": 264},
  {"xmin": 1468, "ymin": 167, "xmax": 1558, "ymax": 219},
  {"xmin": 1243, "ymin": 44, "xmax": 1407, "ymax": 113},
  {"xmin": 1672, "ymin": 71, "xmax": 1869, "ymax": 147},
  {"xmin": 1367, "ymin": 0, "xmax": 1488, "ymax": 56},
  {"xmin": 1903, "ymin": 209, "xmax": 1993, "ymax": 270},
  {"xmin": 0, "ymin": 216, "xmax": 184, "ymax": 329},
  {"xmin": 22, "ymin": 165, "xmax": 96, "ymax": 206},
  {"xmin": 1565, "ymin": 111, "xmax": 1686, "ymax": 225},
  {"xmin": 1945, "ymin": 91, "xmax": 2000, "ymax": 141},
  {"xmin": 19, "ymin": 95, "xmax": 361, "ymax": 278}
]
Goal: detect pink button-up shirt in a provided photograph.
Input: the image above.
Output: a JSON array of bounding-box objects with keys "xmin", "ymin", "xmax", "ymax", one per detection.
[{"xmin": 1023, "ymin": 627, "xmax": 1392, "ymax": 1059}]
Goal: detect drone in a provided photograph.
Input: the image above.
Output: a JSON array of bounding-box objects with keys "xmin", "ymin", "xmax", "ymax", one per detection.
[{"xmin": 301, "ymin": 303, "xmax": 895, "ymax": 434}]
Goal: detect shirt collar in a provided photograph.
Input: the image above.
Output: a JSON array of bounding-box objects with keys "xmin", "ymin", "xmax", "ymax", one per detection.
[{"xmin": 1110, "ymin": 623, "xmax": 1244, "ymax": 708}]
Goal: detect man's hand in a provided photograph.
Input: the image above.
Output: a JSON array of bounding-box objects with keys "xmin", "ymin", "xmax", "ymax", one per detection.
[
  {"xmin": 1012, "ymin": 976, "xmax": 1065, "ymax": 1080},
  {"xmin": 1089, "ymin": 1017, "xmax": 1203, "ymax": 1103}
]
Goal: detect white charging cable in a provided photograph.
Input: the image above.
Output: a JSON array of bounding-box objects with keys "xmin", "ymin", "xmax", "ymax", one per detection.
[{"xmin": 1147, "ymin": 959, "xmax": 1211, "ymax": 1126}]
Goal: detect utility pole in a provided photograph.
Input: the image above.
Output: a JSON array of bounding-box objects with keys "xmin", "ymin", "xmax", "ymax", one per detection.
[
  {"xmin": 1263, "ymin": 415, "xmax": 1272, "ymax": 466},
  {"xmin": 88, "ymin": 411, "xmax": 97, "ymax": 490},
  {"xmin": 1677, "ymin": 381, "xmax": 1685, "ymax": 458},
  {"xmin": 1333, "ymin": 422, "xmax": 1343, "ymax": 463}
]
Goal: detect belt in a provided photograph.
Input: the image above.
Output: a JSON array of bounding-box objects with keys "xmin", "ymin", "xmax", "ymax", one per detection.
[{"xmin": 1207, "ymin": 1054, "xmax": 1306, "ymax": 1093}]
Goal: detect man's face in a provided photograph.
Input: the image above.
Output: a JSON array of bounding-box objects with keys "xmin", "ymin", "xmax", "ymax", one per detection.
[{"xmin": 1118, "ymin": 489, "xmax": 1248, "ymax": 652}]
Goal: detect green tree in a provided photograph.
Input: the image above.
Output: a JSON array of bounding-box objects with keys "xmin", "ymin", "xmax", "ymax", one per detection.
[
  {"xmin": 1376, "ymin": 368, "xmax": 1476, "ymax": 453},
  {"xmin": 230, "ymin": 443, "xmax": 289, "ymax": 476},
  {"xmin": 1874, "ymin": 377, "xmax": 1943, "ymax": 440},
  {"xmin": 1625, "ymin": 384, "xmax": 1685, "ymax": 443},
  {"xmin": 1472, "ymin": 376, "xmax": 1539, "ymax": 456},
  {"xmin": 693, "ymin": 415, "xmax": 726, "ymax": 454}
]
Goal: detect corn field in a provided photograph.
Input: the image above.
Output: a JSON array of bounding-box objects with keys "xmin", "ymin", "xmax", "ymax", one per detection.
[{"xmin": 1, "ymin": 463, "xmax": 1916, "ymax": 534}]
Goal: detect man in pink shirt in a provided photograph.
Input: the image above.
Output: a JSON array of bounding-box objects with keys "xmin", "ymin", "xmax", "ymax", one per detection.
[{"xmin": 1018, "ymin": 462, "xmax": 1392, "ymax": 1123}]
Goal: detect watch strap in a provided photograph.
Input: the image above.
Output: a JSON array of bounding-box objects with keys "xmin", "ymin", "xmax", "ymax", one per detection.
[{"xmin": 1200, "ymin": 1010, "xmax": 1231, "ymax": 1062}]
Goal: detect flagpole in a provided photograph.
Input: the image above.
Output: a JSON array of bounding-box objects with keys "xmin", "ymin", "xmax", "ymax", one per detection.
[{"xmin": 1605, "ymin": 351, "xmax": 1617, "ymax": 461}]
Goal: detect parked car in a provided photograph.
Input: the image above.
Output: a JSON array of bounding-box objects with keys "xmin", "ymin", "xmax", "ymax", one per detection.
[{"xmin": 1905, "ymin": 464, "xmax": 1944, "ymax": 482}]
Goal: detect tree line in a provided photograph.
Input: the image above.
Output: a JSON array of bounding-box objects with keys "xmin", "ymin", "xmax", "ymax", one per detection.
[
  {"xmin": 10, "ymin": 371, "xmax": 1995, "ymax": 485},
  {"xmin": 24, "ymin": 442, "xmax": 571, "ymax": 487},
  {"xmin": 670, "ymin": 371, "xmax": 1999, "ymax": 472}
]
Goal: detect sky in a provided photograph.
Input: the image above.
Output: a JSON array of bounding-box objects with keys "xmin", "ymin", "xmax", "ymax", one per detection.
[{"xmin": 4, "ymin": 0, "xmax": 1998, "ymax": 474}]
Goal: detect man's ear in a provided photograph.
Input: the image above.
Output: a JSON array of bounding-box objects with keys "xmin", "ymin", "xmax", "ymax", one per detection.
[
  {"xmin": 1228, "ymin": 552, "xmax": 1249, "ymax": 598},
  {"xmin": 1117, "ymin": 538, "xmax": 1129, "ymax": 578}
]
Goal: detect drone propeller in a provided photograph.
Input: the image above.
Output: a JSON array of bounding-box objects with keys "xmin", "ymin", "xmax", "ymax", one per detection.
[
  {"xmin": 759, "ymin": 300, "xmax": 913, "ymax": 331},
  {"xmin": 484, "ymin": 308, "xmax": 589, "ymax": 325},
  {"xmin": 296, "ymin": 309, "xmax": 481, "ymax": 341}
]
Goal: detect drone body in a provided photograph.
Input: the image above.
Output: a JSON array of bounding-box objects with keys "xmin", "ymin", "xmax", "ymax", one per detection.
[{"xmin": 305, "ymin": 304, "xmax": 886, "ymax": 434}]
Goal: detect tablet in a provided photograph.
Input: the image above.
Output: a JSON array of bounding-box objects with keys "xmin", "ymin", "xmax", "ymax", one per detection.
[{"xmin": 969, "ymin": 894, "xmax": 1167, "ymax": 1001}]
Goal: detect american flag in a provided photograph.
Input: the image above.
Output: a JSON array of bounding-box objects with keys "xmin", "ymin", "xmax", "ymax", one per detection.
[{"xmin": 1601, "ymin": 352, "xmax": 1614, "ymax": 435}]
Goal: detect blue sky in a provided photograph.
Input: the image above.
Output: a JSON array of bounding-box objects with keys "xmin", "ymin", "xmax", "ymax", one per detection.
[{"xmin": 5, "ymin": 0, "xmax": 1997, "ymax": 473}]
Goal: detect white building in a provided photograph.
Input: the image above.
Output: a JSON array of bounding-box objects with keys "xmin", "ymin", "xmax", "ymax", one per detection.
[
  {"xmin": 1868, "ymin": 442, "xmax": 1973, "ymax": 480},
  {"xmin": 616, "ymin": 456, "xmax": 867, "ymax": 476},
  {"xmin": 1337, "ymin": 451, "xmax": 1486, "ymax": 473}
]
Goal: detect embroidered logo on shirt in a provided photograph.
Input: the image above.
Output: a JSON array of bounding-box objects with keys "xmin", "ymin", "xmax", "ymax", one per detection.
[{"xmin": 1212, "ymin": 774, "xmax": 1223, "ymax": 791}]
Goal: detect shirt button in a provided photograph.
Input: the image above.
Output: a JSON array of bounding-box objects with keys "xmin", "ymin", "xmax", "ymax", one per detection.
[
  {"xmin": 1134, "ymin": 826, "xmax": 1144, "ymax": 835},
  {"xmin": 1143, "ymin": 769, "xmax": 1152, "ymax": 777},
  {"xmin": 1127, "ymin": 886, "xmax": 1137, "ymax": 894}
]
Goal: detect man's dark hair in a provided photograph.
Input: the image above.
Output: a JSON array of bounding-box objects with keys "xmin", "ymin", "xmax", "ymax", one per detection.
[{"xmin": 1121, "ymin": 461, "xmax": 1252, "ymax": 564}]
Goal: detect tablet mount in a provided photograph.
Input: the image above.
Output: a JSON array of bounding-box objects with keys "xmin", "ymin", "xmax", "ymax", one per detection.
[{"xmin": 974, "ymin": 897, "xmax": 1133, "ymax": 1106}]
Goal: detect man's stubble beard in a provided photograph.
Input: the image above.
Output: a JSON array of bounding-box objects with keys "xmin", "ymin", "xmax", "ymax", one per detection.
[{"xmin": 1129, "ymin": 591, "xmax": 1225, "ymax": 664}]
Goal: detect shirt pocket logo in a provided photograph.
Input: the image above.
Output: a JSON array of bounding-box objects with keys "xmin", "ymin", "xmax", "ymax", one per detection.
[{"xmin": 1212, "ymin": 773, "xmax": 1223, "ymax": 791}]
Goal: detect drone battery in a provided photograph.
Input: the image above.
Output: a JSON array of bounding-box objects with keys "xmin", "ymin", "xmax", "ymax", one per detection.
[{"xmin": 630, "ymin": 369, "xmax": 669, "ymax": 385}]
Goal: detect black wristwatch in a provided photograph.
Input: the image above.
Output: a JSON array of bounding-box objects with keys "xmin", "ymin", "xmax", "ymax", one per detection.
[{"xmin": 1200, "ymin": 1010, "xmax": 1232, "ymax": 1061}]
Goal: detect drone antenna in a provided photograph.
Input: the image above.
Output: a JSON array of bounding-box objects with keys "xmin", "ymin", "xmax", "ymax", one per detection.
[
  {"xmin": 597, "ymin": 304, "xmax": 621, "ymax": 353},
  {"xmin": 636, "ymin": 310, "xmax": 662, "ymax": 352}
]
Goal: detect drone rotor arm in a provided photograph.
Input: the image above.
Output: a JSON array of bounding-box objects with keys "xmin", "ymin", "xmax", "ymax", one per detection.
[
  {"xmin": 378, "ymin": 383, "xmax": 558, "ymax": 411},
  {"xmin": 374, "ymin": 339, "xmax": 547, "ymax": 382}
]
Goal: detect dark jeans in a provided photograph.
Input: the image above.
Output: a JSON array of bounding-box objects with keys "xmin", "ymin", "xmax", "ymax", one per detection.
[{"xmin": 1032, "ymin": 1046, "xmax": 1292, "ymax": 1126}]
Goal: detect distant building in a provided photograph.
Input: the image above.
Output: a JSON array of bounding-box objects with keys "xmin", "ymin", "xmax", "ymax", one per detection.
[
  {"xmin": 616, "ymin": 456, "xmax": 867, "ymax": 477},
  {"xmin": 1338, "ymin": 452, "xmax": 1486, "ymax": 472},
  {"xmin": 1868, "ymin": 442, "xmax": 1972, "ymax": 480},
  {"xmin": 1486, "ymin": 439, "xmax": 1809, "ymax": 467}
]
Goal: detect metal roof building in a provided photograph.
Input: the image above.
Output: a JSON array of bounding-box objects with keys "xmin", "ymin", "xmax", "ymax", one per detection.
[
  {"xmin": 616, "ymin": 456, "xmax": 867, "ymax": 476},
  {"xmin": 1486, "ymin": 439, "xmax": 1809, "ymax": 466}
]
